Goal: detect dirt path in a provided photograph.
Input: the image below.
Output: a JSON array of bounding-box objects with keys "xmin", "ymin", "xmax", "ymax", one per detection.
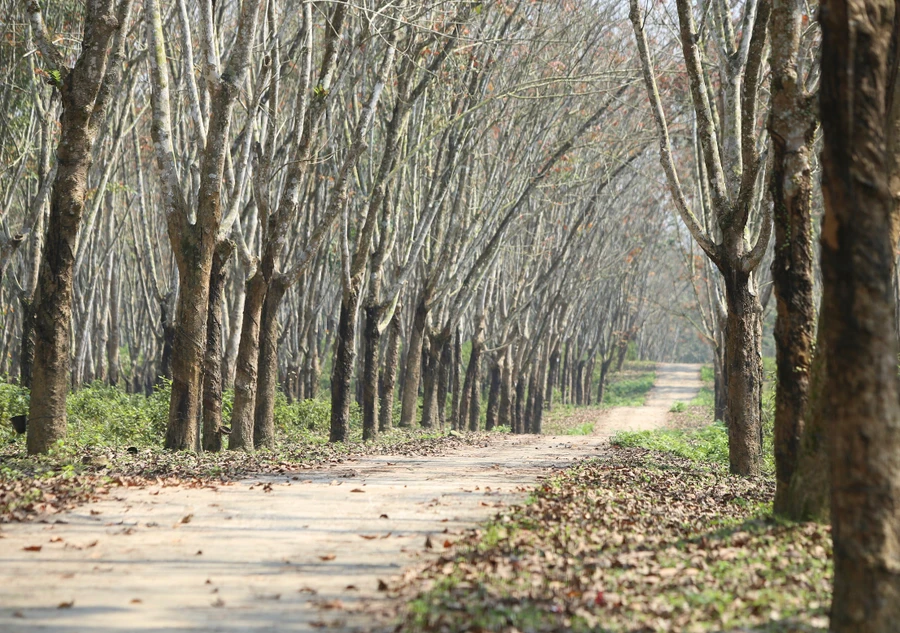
[{"xmin": 0, "ymin": 364, "xmax": 701, "ymax": 633}]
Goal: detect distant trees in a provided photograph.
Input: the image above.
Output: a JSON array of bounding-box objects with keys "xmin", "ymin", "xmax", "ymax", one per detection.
[{"xmin": 0, "ymin": 0, "xmax": 739, "ymax": 458}]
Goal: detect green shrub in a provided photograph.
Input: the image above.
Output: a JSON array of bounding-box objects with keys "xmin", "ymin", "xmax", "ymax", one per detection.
[
  {"xmin": 0, "ymin": 382, "xmax": 29, "ymax": 444},
  {"xmin": 274, "ymin": 394, "xmax": 360, "ymax": 443},
  {"xmin": 66, "ymin": 380, "xmax": 170, "ymax": 448}
]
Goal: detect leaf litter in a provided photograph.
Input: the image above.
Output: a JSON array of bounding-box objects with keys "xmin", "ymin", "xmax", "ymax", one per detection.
[{"xmin": 388, "ymin": 447, "xmax": 831, "ymax": 633}]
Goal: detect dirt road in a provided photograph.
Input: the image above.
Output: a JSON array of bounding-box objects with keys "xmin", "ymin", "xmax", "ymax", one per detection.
[{"xmin": 0, "ymin": 364, "xmax": 701, "ymax": 632}]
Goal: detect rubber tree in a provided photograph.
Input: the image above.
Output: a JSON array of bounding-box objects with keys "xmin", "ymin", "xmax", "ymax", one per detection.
[
  {"xmin": 145, "ymin": 0, "xmax": 263, "ymax": 450},
  {"xmin": 768, "ymin": 0, "xmax": 819, "ymax": 516},
  {"xmin": 25, "ymin": 0, "xmax": 134, "ymax": 454},
  {"xmin": 818, "ymin": 0, "xmax": 900, "ymax": 628},
  {"xmin": 630, "ymin": 0, "xmax": 773, "ymax": 475}
]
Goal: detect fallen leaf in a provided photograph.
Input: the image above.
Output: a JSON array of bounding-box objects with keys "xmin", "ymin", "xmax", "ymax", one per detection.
[
  {"xmin": 23, "ymin": 545, "xmax": 42, "ymax": 552},
  {"xmin": 319, "ymin": 554, "xmax": 336, "ymax": 561},
  {"xmin": 130, "ymin": 599, "xmax": 142, "ymax": 604},
  {"xmin": 350, "ymin": 488, "xmax": 365, "ymax": 493},
  {"xmin": 377, "ymin": 579, "xmax": 389, "ymax": 591},
  {"xmin": 57, "ymin": 600, "xmax": 74, "ymax": 609},
  {"xmin": 298, "ymin": 586, "xmax": 318, "ymax": 595},
  {"xmin": 360, "ymin": 534, "xmax": 378, "ymax": 540},
  {"xmin": 180, "ymin": 514, "xmax": 193, "ymax": 524}
]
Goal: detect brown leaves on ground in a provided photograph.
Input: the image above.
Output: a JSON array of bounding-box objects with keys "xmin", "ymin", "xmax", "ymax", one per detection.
[
  {"xmin": 0, "ymin": 432, "xmax": 492, "ymax": 524},
  {"xmin": 392, "ymin": 447, "xmax": 831, "ymax": 633}
]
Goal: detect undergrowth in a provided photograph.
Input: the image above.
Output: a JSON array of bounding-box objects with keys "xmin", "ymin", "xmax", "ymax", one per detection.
[{"xmin": 395, "ymin": 448, "xmax": 830, "ymax": 633}]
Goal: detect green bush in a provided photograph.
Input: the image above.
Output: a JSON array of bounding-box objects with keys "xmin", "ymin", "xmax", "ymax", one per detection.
[
  {"xmin": 0, "ymin": 382, "xmax": 29, "ymax": 444},
  {"xmin": 66, "ymin": 381, "xmax": 170, "ymax": 448},
  {"xmin": 274, "ymin": 393, "xmax": 359, "ymax": 443}
]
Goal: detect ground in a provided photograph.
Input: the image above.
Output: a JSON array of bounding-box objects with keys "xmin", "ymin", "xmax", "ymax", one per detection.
[{"xmin": 0, "ymin": 365, "xmax": 702, "ymax": 632}]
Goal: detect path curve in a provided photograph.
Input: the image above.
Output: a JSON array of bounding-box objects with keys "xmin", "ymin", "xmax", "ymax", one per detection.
[{"xmin": 0, "ymin": 364, "xmax": 701, "ymax": 633}]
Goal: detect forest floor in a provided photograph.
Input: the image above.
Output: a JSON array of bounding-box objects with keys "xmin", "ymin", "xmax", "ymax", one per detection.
[{"xmin": 0, "ymin": 365, "xmax": 702, "ymax": 632}]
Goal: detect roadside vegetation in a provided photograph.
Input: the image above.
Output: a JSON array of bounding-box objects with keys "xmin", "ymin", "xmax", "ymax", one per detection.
[
  {"xmin": 0, "ymin": 381, "xmax": 488, "ymax": 523},
  {"xmin": 394, "ymin": 363, "xmax": 832, "ymax": 633}
]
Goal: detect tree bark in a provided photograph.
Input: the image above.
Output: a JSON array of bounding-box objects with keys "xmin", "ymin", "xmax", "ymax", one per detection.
[
  {"xmin": 485, "ymin": 361, "xmax": 501, "ymax": 431},
  {"xmin": 228, "ymin": 272, "xmax": 267, "ymax": 450},
  {"xmin": 330, "ymin": 281, "xmax": 362, "ymax": 442},
  {"xmin": 254, "ymin": 278, "xmax": 287, "ymax": 449},
  {"xmin": 398, "ymin": 297, "xmax": 427, "ymax": 427},
  {"xmin": 819, "ymin": 2, "xmax": 900, "ymax": 629},
  {"xmin": 769, "ymin": 0, "xmax": 818, "ymax": 516},
  {"xmin": 460, "ymin": 331, "xmax": 484, "ymax": 432},
  {"xmin": 27, "ymin": 0, "xmax": 132, "ymax": 454},
  {"xmin": 362, "ymin": 305, "xmax": 382, "ymax": 440},
  {"xmin": 723, "ymin": 269, "xmax": 764, "ymax": 476},
  {"xmin": 783, "ymin": 315, "xmax": 830, "ymax": 522},
  {"xmin": 378, "ymin": 312, "xmax": 401, "ymax": 433},
  {"xmin": 106, "ymin": 263, "xmax": 121, "ymax": 387},
  {"xmin": 201, "ymin": 242, "xmax": 233, "ymax": 452}
]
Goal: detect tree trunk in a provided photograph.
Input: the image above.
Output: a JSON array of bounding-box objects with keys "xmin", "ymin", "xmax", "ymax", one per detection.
[
  {"xmin": 713, "ymin": 348, "xmax": 727, "ymax": 423},
  {"xmin": 107, "ymin": 265, "xmax": 121, "ymax": 387},
  {"xmin": 436, "ymin": 337, "xmax": 453, "ymax": 429},
  {"xmin": 307, "ymin": 322, "xmax": 320, "ymax": 399},
  {"xmin": 461, "ymin": 332, "xmax": 484, "ymax": 432},
  {"xmin": 158, "ymin": 291, "xmax": 176, "ymax": 384},
  {"xmin": 228, "ymin": 272, "xmax": 267, "ymax": 450},
  {"xmin": 27, "ymin": 1, "xmax": 128, "ymax": 453},
  {"xmin": 222, "ymin": 277, "xmax": 246, "ymax": 389},
  {"xmin": 514, "ymin": 371, "xmax": 526, "ymax": 434},
  {"xmin": 498, "ymin": 351, "xmax": 513, "ymax": 429},
  {"xmin": 202, "ymin": 243, "xmax": 232, "ymax": 452},
  {"xmin": 420, "ymin": 339, "xmax": 440, "ymax": 429},
  {"xmin": 820, "ymin": 3, "xmax": 900, "ymax": 629},
  {"xmin": 574, "ymin": 360, "xmax": 585, "ymax": 406},
  {"xmin": 330, "ymin": 280, "xmax": 362, "ymax": 442},
  {"xmin": 362, "ymin": 305, "xmax": 382, "ymax": 441},
  {"xmin": 722, "ymin": 270, "xmax": 764, "ymax": 476},
  {"xmin": 769, "ymin": 0, "xmax": 817, "ymax": 516},
  {"xmin": 254, "ymin": 278, "xmax": 287, "ymax": 449},
  {"xmin": 545, "ymin": 344, "xmax": 560, "ymax": 411},
  {"xmin": 485, "ymin": 361, "xmax": 501, "ymax": 431},
  {"xmin": 449, "ymin": 329, "xmax": 462, "ymax": 430},
  {"xmin": 166, "ymin": 264, "xmax": 214, "ymax": 450},
  {"xmin": 783, "ymin": 314, "xmax": 830, "ymax": 522},
  {"xmin": 378, "ymin": 312, "xmax": 401, "ymax": 433},
  {"xmin": 398, "ymin": 298, "xmax": 427, "ymax": 427},
  {"xmin": 19, "ymin": 299, "xmax": 36, "ymax": 389}
]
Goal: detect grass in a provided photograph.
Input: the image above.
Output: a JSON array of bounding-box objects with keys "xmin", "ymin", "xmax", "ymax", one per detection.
[{"xmin": 612, "ymin": 360, "xmax": 777, "ymax": 474}]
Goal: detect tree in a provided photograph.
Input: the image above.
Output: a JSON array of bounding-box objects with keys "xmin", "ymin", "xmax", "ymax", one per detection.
[
  {"xmin": 26, "ymin": 0, "xmax": 134, "ymax": 454},
  {"xmin": 768, "ymin": 0, "xmax": 818, "ymax": 515},
  {"xmin": 819, "ymin": 0, "xmax": 900, "ymax": 629},
  {"xmin": 630, "ymin": 0, "xmax": 772, "ymax": 475}
]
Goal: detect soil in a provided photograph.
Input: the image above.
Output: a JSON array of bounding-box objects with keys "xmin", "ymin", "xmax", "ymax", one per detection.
[{"xmin": 0, "ymin": 363, "xmax": 701, "ymax": 633}]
